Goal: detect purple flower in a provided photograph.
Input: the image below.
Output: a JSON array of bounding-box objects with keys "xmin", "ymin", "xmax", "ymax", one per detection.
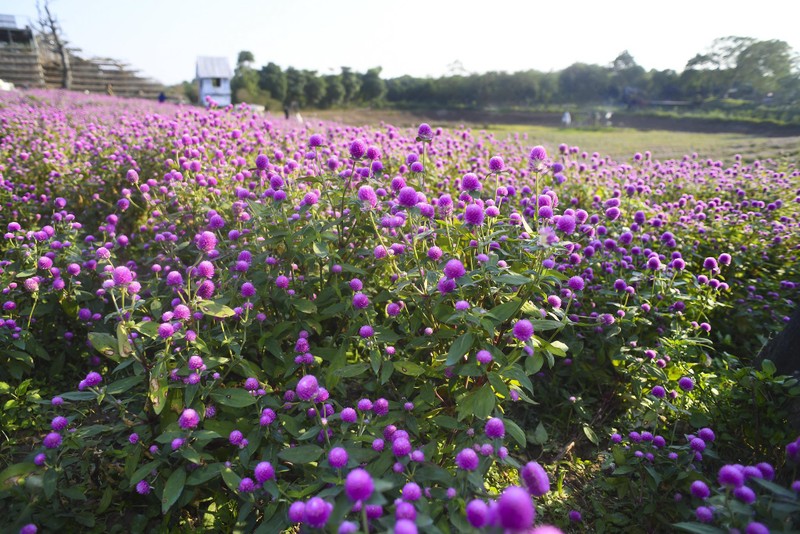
[
  {"xmin": 398, "ymin": 186, "xmax": 419, "ymax": 207},
  {"xmin": 328, "ymin": 447, "xmax": 348, "ymax": 469},
  {"xmin": 678, "ymin": 377, "xmax": 694, "ymax": 391},
  {"xmin": 392, "ymin": 437, "xmax": 412, "ymax": 457},
  {"xmin": 443, "ymin": 259, "xmax": 466, "ymax": 279},
  {"xmin": 464, "ymin": 204, "xmax": 485, "ymax": 226},
  {"xmin": 556, "ymin": 215, "xmax": 576, "ymax": 234},
  {"xmin": 195, "ymin": 231, "xmax": 217, "ymax": 253},
  {"xmin": 485, "ymin": 417, "xmax": 505, "ymax": 439},
  {"xmin": 567, "ymin": 276, "xmax": 585, "ymax": 291},
  {"xmin": 296, "ymin": 375, "xmax": 320, "ymax": 401},
  {"xmin": 304, "ymin": 496, "xmax": 333, "ymax": 528},
  {"xmin": 703, "ymin": 257, "xmax": 718, "ymax": 270},
  {"xmin": 254, "ymin": 461, "xmax": 275, "ymax": 483},
  {"xmin": 373, "ymin": 398, "xmax": 389, "ymax": 416},
  {"xmin": 345, "ymin": 468, "xmax": 374, "ymax": 501},
  {"xmin": 461, "ymin": 173, "xmax": 481, "ymax": 191},
  {"xmin": 417, "ymin": 123, "xmax": 434, "ymax": 140},
  {"xmin": 455, "ymin": 448, "xmax": 479, "ymax": 471},
  {"xmin": 352, "ymin": 293, "xmax": 370, "ymax": 309},
  {"xmin": 497, "ymin": 485, "xmax": 535, "ymax": 530},
  {"xmin": 402, "ymin": 481, "xmax": 422, "ymax": 501},
  {"xmin": 43, "ymin": 432, "xmax": 62, "ymax": 449},
  {"xmin": 178, "ymin": 408, "xmax": 200, "ymax": 429},
  {"xmin": 238, "ymin": 477, "xmax": 255, "ymax": 492},
  {"xmin": 734, "ymin": 485, "xmax": 756, "ymax": 504},
  {"xmin": 135, "ymin": 479, "xmax": 151, "ymax": 495},
  {"xmin": 358, "ymin": 185, "xmax": 378, "ymax": 209},
  {"xmin": 521, "ymin": 461, "xmax": 550, "ymax": 496},
  {"xmin": 51, "ymin": 416, "xmax": 68, "ymax": 431},
  {"xmin": 718, "ymin": 465, "xmax": 744, "ymax": 488},
  {"xmin": 690, "ymin": 480, "xmax": 710, "ymax": 499},
  {"xmin": 466, "ymin": 499, "xmax": 489, "ymax": 527},
  {"xmin": 489, "ymin": 156, "xmax": 505, "ymax": 172},
  {"xmin": 696, "ymin": 506, "xmax": 713, "ymax": 523},
  {"xmin": 288, "ymin": 501, "xmax": 305, "ymax": 522},
  {"xmin": 512, "ymin": 319, "xmax": 534, "ymax": 342},
  {"xmin": 476, "ymin": 350, "xmax": 493, "ymax": 364},
  {"xmin": 349, "ymin": 140, "xmax": 367, "ymax": 160}
]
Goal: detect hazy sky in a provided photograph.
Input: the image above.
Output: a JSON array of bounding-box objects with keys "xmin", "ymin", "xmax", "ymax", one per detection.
[{"xmin": 2, "ymin": 0, "xmax": 799, "ymax": 85}]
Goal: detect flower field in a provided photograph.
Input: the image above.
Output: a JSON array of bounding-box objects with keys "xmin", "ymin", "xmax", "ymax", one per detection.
[{"xmin": 1, "ymin": 90, "xmax": 799, "ymax": 533}]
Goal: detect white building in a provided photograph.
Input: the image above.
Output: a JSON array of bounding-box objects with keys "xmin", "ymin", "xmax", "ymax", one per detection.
[{"xmin": 196, "ymin": 56, "xmax": 232, "ymax": 107}]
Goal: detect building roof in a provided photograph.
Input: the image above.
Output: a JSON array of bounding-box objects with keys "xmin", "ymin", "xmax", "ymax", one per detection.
[
  {"xmin": 0, "ymin": 14, "xmax": 17, "ymax": 29},
  {"xmin": 196, "ymin": 56, "xmax": 232, "ymax": 79}
]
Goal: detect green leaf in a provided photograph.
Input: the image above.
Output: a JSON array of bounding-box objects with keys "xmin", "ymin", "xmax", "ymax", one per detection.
[
  {"xmin": 60, "ymin": 485, "xmax": 88, "ymax": 500},
  {"xmin": 473, "ymin": 386, "xmax": 496, "ymax": 420},
  {"xmin": 504, "ymin": 418, "xmax": 526, "ymax": 447},
  {"xmin": 394, "ymin": 361, "xmax": 425, "ymax": 376},
  {"xmin": 433, "ymin": 415, "xmax": 460, "ymax": 429},
  {"xmin": 334, "ymin": 363, "xmax": 370, "ymax": 378},
  {"xmin": 495, "ymin": 273, "xmax": 534, "ymax": 286},
  {"xmin": 530, "ymin": 422, "xmax": 548, "ymax": 445},
  {"xmin": 292, "ymin": 299, "xmax": 317, "ymax": 314},
  {"xmin": 583, "ymin": 425, "xmax": 599, "ymax": 445},
  {"xmin": 750, "ymin": 477, "xmax": 799, "ymax": 500},
  {"xmin": 761, "ymin": 359, "xmax": 776, "ymax": 376},
  {"xmin": 106, "ymin": 375, "xmax": 142, "ymax": 395},
  {"xmin": 162, "ymin": 468, "xmax": 187, "ymax": 514},
  {"xmin": 673, "ymin": 522, "xmax": 726, "ymax": 534},
  {"xmin": 278, "ymin": 444, "xmax": 323, "ymax": 464},
  {"xmin": 186, "ymin": 463, "xmax": 224, "ymax": 486},
  {"xmin": 0, "ymin": 462, "xmax": 36, "ymax": 486},
  {"xmin": 221, "ymin": 467, "xmax": 242, "ymax": 493},
  {"xmin": 529, "ymin": 319, "xmax": 566, "ymax": 332},
  {"xmin": 117, "ymin": 322, "xmax": 134, "ymax": 358},
  {"xmin": 445, "ymin": 333, "xmax": 474, "ymax": 366},
  {"xmin": 149, "ymin": 360, "xmax": 168, "ymax": 415},
  {"xmin": 210, "ymin": 388, "xmax": 257, "ymax": 408},
  {"xmin": 88, "ymin": 332, "xmax": 119, "ymax": 361},
  {"xmin": 544, "ymin": 340, "xmax": 569, "ymax": 356},
  {"xmin": 486, "ymin": 299, "xmax": 522, "ymax": 325},
  {"xmin": 199, "ymin": 300, "xmax": 236, "ymax": 318}
]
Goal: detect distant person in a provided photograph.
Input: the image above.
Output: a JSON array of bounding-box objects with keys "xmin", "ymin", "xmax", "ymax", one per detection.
[
  {"xmin": 561, "ymin": 111, "xmax": 572, "ymax": 127},
  {"xmin": 106, "ymin": 83, "xmax": 114, "ymax": 96},
  {"xmin": 283, "ymin": 104, "xmax": 290, "ymax": 120},
  {"xmin": 158, "ymin": 92, "xmax": 166, "ymax": 103}
]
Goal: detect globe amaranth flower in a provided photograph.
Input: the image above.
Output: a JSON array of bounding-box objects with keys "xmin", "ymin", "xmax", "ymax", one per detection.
[
  {"xmin": 135, "ymin": 479, "xmax": 151, "ymax": 495},
  {"xmin": 328, "ymin": 447, "xmax": 348, "ymax": 469},
  {"xmin": 512, "ymin": 319, "xmax": 535, "ymax": 342},
  {"xmin": 455, "ymin": 448, "xmax": 479, "ymax": 471},
  {"xmin": 304, "ymin": 496, "xmax": 333, "ymax": 528},
  {"xmin": 195, "ymin": 231, "xmax": 217, "ymax": 253},
  {"xmin": 488, "ymin": 156, "xmax": 505, "ymax": 172},
  {"xmin": 678, "ymin": 376, "xmax": 694, "ymax": 391},
  {"xmin": 358, "ymin": 185, "xmax": 378, "ymax": 209},
  {"xmin": 443, "ymin": 259, "xmax": 466, "ymax": 279},
  {"xmin": 397, "ymin": 186, "xmax": 419, "ymax": 207},
  {"xmin": 255, "ymin": 461, "xmax": 275, "ymax": 483},
  {"xmin": 238, "ymin": 477, "xmax": 256, "ymax": 492},
  {"xmin": 178, "ymin": 408, "xmax": 200, "ymax": 429},
  {"xmin": 402, "ymin": 481, "xmax": 422, "ymax": 501},
  {"xmin": 718, "ymin": 465, "xmax": 744, "ymax": 488},
  {"xmin": 373, "ymin": 398, "xmax": 389, "ymax": 416},
  {"xmin": 345, "ymin": 468, "xmax": 374, "ymax": 501},
  {"xmin": 466, "ymin": 499, "xmax": 489, "ymax": 528},
  {"xmin": 567, "ymin": 276, "xmax": 585, "ymax": 291},
  {"xmin": 497, "ymin": 485, "xmax": 535, "ymax": 530},
  {"xmin": 464, "ymin": 204, "xmax": 485, "ymax": 226},
  {"xmin": 417, "ymin": 123, "xmax": 434, "ymax": 141},
  {"xmin": 349, "ymin": 140, "xmax": 367, "ymax": 160},
  {"xmin": 476, "ymin": 350, "xmax": 493, "ymax": 364},
  {"xmin": 255, "ymin": 154, "xmax": 269, "ymax": 170},
  {"xmin": 288, "ymin": 501, "xmax": 305, "ymax": 522},
  {"xmin": 352, "ymin": 292, "xmax": 370, "ymax": 309},
  {"xmin": 43, "ymin": 432, "xmax": 62, "ymax": 449},
  {"xmin": 521, "ymin": 461, "xmax": 551, "ymax": 497},
  {"xmin": 556, "ymin": 214, "xmax": 576, "ymax": 234},
  {"xmin": 296, "ymin": 375, "xmax": 320, "ymax": 401},
  {"xmin": 690, "ymin": 480, "xmax": 710, "ymax": 499},
  {"xmin": 485, "ymin": 417, "xmax": 505, "ymax": 439}
]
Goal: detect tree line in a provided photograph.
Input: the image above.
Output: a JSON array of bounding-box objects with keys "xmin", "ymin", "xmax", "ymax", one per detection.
[{"xmin": 213, "ymin": 37, "xmax": 799, "ymax": 111}]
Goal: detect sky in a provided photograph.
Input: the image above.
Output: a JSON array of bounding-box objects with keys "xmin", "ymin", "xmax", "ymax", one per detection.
[{"xmin": 2, "ymin": 0, "xmax": 799, "ymax": 86}]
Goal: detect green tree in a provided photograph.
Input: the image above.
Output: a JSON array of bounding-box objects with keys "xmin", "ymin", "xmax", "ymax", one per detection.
[
  {"xmin": 359, "ymin": 67, "xmax": 387, "ymax": 104},
  {"xmin": 258, "ymin": 62, "xmax": 287, "ymax": 103},
  {"xmin": 558, "ymin": 63, "xmax": 611, "ymax": 103},
  {"xmin": 303, "ymin": 71, "xmax": 327, "ymax": 107},
  {"xmin": 321, "ymin": 74, "xmax": 345, "ymax": 108},
  {"xmin": 735, "ymin": 40, "xmax": 796, "ymax": 97},
  {"xmin": 285, "ymin": 67, "xmax": 307, "ymax": 106},
  {"xmin": 340, "ymin": 67, "xmax": 362, "ymax": 104}
]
